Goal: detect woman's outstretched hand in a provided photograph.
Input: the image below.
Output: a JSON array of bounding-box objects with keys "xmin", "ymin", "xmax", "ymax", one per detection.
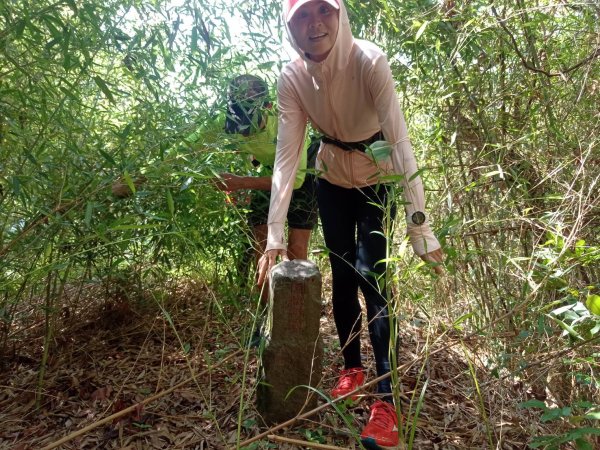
[
  {"xmin": 214, "ymin": 173, "xmax": 246, "ymax": 192},
  {"xmin": 420, "ymin": 247, "xmax": 444, "ymax": 275},
  {"xmin": 256, "ymin": 248, "xmax": 289, "ymax": 286}
]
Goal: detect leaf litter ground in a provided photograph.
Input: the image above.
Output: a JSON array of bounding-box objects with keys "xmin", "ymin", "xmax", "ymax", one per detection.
[{"xmin": 0, "ymin": 279, "xmax": 558, "ymax": 449}]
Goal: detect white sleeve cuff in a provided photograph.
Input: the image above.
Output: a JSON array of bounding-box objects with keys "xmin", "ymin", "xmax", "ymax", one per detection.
[
  {"xmin": 266, "ymin": 223, "xmax": 287, "ymax": 251},
  {"xmin": 406, "ymin": 223, "xmax": 441, "ymax": 256}
]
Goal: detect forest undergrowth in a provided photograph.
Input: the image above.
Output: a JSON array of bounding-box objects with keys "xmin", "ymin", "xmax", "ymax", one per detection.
[
  {"xmin": 0, "ymin": 270, "xmax": 592, "ymax": 450},
  {"xmin": 2, "ymin": 0, "xmax": 600, "ymax": 449}
]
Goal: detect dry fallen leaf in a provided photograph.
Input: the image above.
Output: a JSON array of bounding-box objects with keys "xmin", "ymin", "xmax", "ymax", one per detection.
[{"xmin": 90, "ymin": 385, "xmax": 112, "ymax": 402}]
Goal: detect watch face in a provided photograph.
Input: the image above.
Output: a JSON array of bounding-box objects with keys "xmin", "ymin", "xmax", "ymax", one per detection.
[{"xmin": 411, "ymin": 211, "xmax": 426, "ymax": 225}]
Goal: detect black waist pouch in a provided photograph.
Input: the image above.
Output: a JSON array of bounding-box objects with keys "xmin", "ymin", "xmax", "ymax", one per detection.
[{"xmin": 321, "ymin": 131, "xmax": 384, "ymax": 152}]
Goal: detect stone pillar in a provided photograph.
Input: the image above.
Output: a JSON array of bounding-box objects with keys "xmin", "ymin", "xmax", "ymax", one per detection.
[{"xmin": 257, "ymin": 260, "xmax": 323, "ymax": 425}]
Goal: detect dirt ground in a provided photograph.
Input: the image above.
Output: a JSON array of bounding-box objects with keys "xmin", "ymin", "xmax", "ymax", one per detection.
[{"xmin": 0, "ymin": 280, "xmax": 559, "ymax": 449}]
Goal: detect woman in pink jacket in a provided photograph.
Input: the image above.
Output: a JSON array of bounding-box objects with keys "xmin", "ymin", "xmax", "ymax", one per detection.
[{"xmin": 257, "ymin": 1, "xmax": 443, "ymax": 447}]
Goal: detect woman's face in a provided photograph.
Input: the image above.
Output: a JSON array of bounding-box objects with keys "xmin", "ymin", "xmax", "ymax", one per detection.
[{"xmin": 288, "ymin": 1, "xmax": 339, "ymax": 62}]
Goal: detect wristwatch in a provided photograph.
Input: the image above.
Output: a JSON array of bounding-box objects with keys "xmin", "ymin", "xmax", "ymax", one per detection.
[{"xmin": 409, "ymin": 211, "xmax": 426, "ymax": 225}]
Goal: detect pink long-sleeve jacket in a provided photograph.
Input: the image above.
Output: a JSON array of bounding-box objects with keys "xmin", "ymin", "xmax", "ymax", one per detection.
[{"xmin": 267, "ymin": 0, "xmax": 441, "ymax": 256}]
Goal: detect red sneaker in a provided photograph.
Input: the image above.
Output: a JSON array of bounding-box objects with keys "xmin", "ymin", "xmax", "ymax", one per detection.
[
  {"xmin": 360, "ymin": 400, "xmax": 400, "ymax": 450},
  {"xmin": 331, "ymin": 367, "xmax": 365, "ymax": 401}
]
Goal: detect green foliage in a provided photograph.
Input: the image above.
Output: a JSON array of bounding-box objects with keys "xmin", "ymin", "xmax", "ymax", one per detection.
[
  {"xmin": 519, "ymin": 399, "xmax": 600, "ymax": 449},
  {"xmin": 359, "ymin": 0, "xmax": 600, "ymax": 446},
  {"xmin": 1, "ymin": 0, "xmax": 599, "ymax": 447},
  {"xmin": 0, "ymin": 0, "xmax": 282, "ymax": 359}
]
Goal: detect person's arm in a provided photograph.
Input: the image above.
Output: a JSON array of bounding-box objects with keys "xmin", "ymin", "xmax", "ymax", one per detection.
[
  {"xmin": 257, "ymin": 73, "xmax": 308, "ymax": 285},
  {"xmin": 215, "ymin": 173, "xmax": 272, "ymax": 191},
  {"xmin": 369, "ymin": 54, "xmax": 443, "ymax": 272},
  {"xmin": 266, "ymin": 75, "xmax": 308, "ymax": 252}
]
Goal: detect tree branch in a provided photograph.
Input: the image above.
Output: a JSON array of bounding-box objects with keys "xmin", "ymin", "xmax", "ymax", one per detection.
[{"xmin": 491, "ymin": 6, "xmax": 600, "ymax": 78}]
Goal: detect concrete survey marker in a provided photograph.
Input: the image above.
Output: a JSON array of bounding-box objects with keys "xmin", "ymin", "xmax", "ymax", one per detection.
[{"xmin": 257, "ymin": 259, "xmax": 323, "ymax": 425}]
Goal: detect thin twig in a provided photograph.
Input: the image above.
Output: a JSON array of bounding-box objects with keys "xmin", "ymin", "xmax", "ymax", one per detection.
[
  {"xmin": 268, "ymin": 434, "xmax": 348, "ymax": 450},
  {"xmin": 491, "ymin": 6, "xmax": 600, "ymax": 78},
  {"xmin": 235, "ymin": 336, "xmax": 451, "ymax": 449}
]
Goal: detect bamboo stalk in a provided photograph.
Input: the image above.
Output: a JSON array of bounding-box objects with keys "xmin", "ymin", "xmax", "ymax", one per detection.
[{"xmin": 36, "ymin": 246, "xmax": 56, "ymax": 409}]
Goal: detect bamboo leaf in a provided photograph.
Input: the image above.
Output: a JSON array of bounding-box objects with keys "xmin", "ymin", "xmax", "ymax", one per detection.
[
  {"xmin": 546, "ymin": 314, "xmax": 585, "ymax": 341},
  {"xmin": 519, "ymin": 399, "xmax": 546, "ymax": 409},
  {"xmin": 415, "ymin": 21, "xmax": 429, "ymax": 41},
  {"xmin": 15, "ymin": 19, "xmax": 26, "ymax": 38},
  {"xmin": 93, "ymin": 76, "xmax": 116, "ymax": 103},
  {"xmin": 62, "ymin": 26, "xmax": 72, "ymax": 71},
  {"xmin": 123, "ymin": 171, "xmax": 136, "ymax": 195},
  {"xmin": 191, "ymin": 26, "xmax": 198, "ymax": 53},
  {"xmin": 111, "ymin": 223, "xmax": 161, "ymax": 231},
  {"xmin": 98, "ymin": 148, "xmax": 116, "ymax": 166},
  {"xmin": 85, "ymin": 202, "xmax": 93, "ymax": 226},
  {"xmin": 166, "ymin": 189, "xmax": 174, "ymax": 217},
  {"xmin": 541, "ymin": 407, "xmax": 571, "ymax": 422},
  {"xmin": 409, "ymin": 168, "xmax": 426, "ymax": 182}
]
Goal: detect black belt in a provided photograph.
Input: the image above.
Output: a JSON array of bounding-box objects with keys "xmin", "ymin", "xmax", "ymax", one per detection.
[{"xmin": 321, "ymin": 131, "xmax": 384, "ymax": 152}]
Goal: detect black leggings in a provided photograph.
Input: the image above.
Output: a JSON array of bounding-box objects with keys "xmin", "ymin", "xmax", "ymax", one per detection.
[{"xmin": 317, "ymin": 178, "xmax": 396, "ymax": 396}]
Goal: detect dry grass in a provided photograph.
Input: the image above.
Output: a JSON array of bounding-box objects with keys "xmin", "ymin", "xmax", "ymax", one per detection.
[{"xmin": 0, "ymin": 278, "xmax": 594, "ymax": 449}]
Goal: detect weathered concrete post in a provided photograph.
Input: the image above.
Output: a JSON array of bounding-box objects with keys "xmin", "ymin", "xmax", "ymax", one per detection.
[{"xmin": 257, "ymin": 259, "xmax": 323, "ymax": 425}]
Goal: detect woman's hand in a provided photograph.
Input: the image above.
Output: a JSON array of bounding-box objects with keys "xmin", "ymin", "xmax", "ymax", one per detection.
[
  {"xmin": 420, "ymin": 247, "xmax": 444, "ymax": 275},
  {"xmin": 256, "ymin": 249, "xmax": 289, "ymax": 286},
  {"xmin": 215, "ymin": 173, "xmax": 247, "ymax": 192}
]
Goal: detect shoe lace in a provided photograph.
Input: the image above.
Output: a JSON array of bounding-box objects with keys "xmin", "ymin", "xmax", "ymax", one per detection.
[{"xmin": 370, "ymin": 402, "xmax": 396, "ymax": 429}]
